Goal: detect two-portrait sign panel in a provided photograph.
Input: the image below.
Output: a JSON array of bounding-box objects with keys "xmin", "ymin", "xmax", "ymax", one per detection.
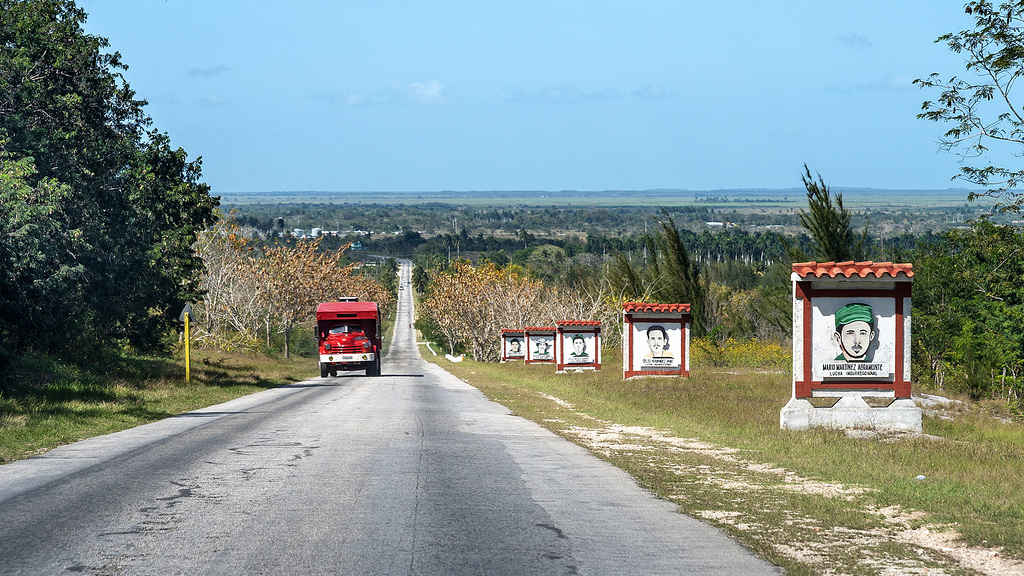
[
  {"xmin": 622, "ymin": 302, "xmax": 691, "ymax": 379},
  {"xmin": 791, "ymin": 262, "xmax": 913, "ymax": 398}
]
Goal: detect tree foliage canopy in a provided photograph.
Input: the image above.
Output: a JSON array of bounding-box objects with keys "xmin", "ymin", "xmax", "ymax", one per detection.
[
  {"xmin": 418, "ymin": 260, "xmax": 616, "ymax": 361},
  {"xmin": 792, "ymin": 164, "xmax": 866, "ymax": 263},
  {"xmin": 911, "ymin": 2, "xmax": 1024, "ymax": 405},
  {"xmin": 191, "ymin": 220, "xmax": 393, "ymax": 357},
  {"xmin": 608, "ymin": 211, "xmax": 703, "ymax": 333},
  {"xmin": 912, "ymin": 221, "xmax": 1024, "ymax": 397},
  {"xmin": 916, "ymin": 0, "xmax": 1024, "ymax": 212},
  {"xmin": 0, "ymin": 0, "xmax": 218, "ymax": 361}
]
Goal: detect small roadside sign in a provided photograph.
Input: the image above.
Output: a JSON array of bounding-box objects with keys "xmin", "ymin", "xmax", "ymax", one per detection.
[
  {"xmin": 180, "ymin": 303, "xmax": 193, "ymax": 382},
  {"xmin": 179, "ymin": 303, "xmax": 193, "ymax": 323}
]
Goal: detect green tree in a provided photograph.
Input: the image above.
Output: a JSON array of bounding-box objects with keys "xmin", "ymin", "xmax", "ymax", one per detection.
[
  {"xmin": 916, "ymin": 0, "xmax": 1024, "ymax": 213},
  {"xmin": 412, "ymin": 264, "xmax": 430, "ymax": 293},
  {"xmin": 912, "ymin": 221, "xmax": 1024, "ymax": 398},
  {"xmin": 791, "ymin": 164, "xmax": 866, "ymax": 262},
  {"xmin": 0, "ymin": 0, "xmax": 218, "ymax": 353},
  {"xmin": 380, "ymin": 257, "xmax": 399, "ymax": 293},
  {"xmin": 98, "ymin": 132, "xmax": 218, "ymax": 350},
  {"xmin": 607, "ymin": 210, "xmax": 704, "ymax": 333},
  {"xmin": 0, "ymin": 149, "xmax": 87, "ymax": 361}
]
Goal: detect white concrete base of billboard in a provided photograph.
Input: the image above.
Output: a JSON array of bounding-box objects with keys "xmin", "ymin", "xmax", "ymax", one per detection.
[{"xmin": 780, "ymin": 396, "xmax": 922, "ymax": 433}]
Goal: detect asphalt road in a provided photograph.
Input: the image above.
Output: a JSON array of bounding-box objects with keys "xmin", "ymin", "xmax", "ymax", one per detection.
[{"xmin": 0, "ymin": 260, "xmax": 780, "ymax": 575}]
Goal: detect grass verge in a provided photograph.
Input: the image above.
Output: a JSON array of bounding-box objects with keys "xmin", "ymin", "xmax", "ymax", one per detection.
[
  {"xmin": 423, "ymin": 345, "xmax": 1024, "ymax": 576},
  {"xmin": 0, "ymin": 349, "xmax": 316, "ymax": 464}
]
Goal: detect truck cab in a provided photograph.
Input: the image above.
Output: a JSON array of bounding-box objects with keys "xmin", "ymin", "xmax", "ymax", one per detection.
[{"xmin": 316, "ymin": 299, "xmax": 382, "ymax": 377}]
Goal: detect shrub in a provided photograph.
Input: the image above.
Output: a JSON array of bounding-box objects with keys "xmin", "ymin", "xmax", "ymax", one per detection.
[{"xmin": 691, "ymin": 337, "xmax": 791, "ymax": 371}]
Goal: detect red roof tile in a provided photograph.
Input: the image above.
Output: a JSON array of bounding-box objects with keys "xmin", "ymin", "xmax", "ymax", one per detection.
[
  {"xmin": 556, "ymin": 320, "xmax": 602, "ymax": 327},
  {"xmin": 622, "ymin": 302, "xmax": 691, "ymax": 313},
  {"xmin": 792, "ymin": 261, "xmax": 913, "ymax": 279},
  {"xmin": 523, "ymin": 326, "xmax": 556, "ymax": 332},
  {"xmin": 501, "ymin": 328, "xmax": 524, "ymax": 334}
]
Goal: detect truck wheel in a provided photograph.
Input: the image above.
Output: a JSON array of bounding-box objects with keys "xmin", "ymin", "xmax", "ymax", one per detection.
[
  {"xmin": 366, "ymin": 358, "xmax": 381, "ymax": 377},
  {"xmin": 320, "ymin": 363, "xmax": 329, "ymax": 378}
]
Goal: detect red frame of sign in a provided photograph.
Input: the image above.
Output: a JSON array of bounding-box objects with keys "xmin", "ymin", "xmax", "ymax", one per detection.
[
  {"xmin": 794, "ymin": 282, "xmax": 911, "ymax": 398},
  {"xmin": 523, "ymin": 327, "xmax": 557, "ymax": 365},
  {"xmin": 622, "ymin": 304, "xmax": 690, "ymax": 379},
  {"xmin": 555, "ymin": 321, "xmax": 601, "ymax": 371},
  {"xmin": 500, "ymin": 329, "xmax": 525, "ymax": 362}
]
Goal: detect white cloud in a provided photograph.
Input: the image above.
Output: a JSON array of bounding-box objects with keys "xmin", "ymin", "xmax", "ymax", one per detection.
[
  {"xmin": 342, "ymin": 92, "xmax": 369, "ymax": 106},
  {"xmin": 823, "ymin": 74, "xmax": 918, "ymax": 94},
  {"xmin": 886, "ymin": 74, "xmax": 915, "ymax": 89},
  {"xmin": 187, "ymin": 65, "xmax": 230, "ymax": 78},
  {"xmin": 633, "ymin": 84, "xmax": 675, "ymax": 100},
  {"xmin": 505, "ymin": 84, "xmax": 677, "ymax": 104},
  {"xmin": 405, "ymin": 79, "xmax": 447, "ymax": 104},
  {"xmin": 196, "ymin": 93, "xmax": 230, "ymax": 107},
  {"xmin": 504, "ymin": 85, "xmax": 621, "ymax": 104},
  {"xmin": 326, "ymin": 79, "xmax": 452, "ymax": 106}
]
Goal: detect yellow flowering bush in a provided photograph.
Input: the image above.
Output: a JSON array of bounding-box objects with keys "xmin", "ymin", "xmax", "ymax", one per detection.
[{"xmin": 691, "ymin": 337, "xmax": 791, "ymax": 371}]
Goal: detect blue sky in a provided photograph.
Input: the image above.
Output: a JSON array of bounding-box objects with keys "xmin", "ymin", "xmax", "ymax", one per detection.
[{"xmin": 79, "ymin": 1, "xmax": 978, "ymax": 194}]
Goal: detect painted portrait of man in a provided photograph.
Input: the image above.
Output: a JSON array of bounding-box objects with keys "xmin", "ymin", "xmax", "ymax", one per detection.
[
  {"xmin": 832, "ymin": 303, "xmax": 876, "ymax": 362},
  {"xmin": 569, "ymin": 334, "xmax": 589, "ymax": 358},
  {"xmin": 533, "ymin": 336, "xmax": 552, "ymax": 357},
  {"xmin": 508, "ymin": 338, "xmax": 523, "ymax": 356},
  {"xmin": 643, "ymin": 325, "xmax": 673, "ymax": 359}
]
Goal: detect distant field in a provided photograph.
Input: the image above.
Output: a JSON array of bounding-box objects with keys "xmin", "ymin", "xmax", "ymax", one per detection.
[{"xmin": 219, "ymin": 188, "xmax": 976, "ymax": 209}]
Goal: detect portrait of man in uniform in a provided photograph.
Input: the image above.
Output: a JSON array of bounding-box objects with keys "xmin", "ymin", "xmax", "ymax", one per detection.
[
  {"xmin": 569, "ymin": 334, "xmax": 589, "ymax": 358},
  {"xmin": 832, "ymin": 302, "xmax": 876, "ymax": 362}
]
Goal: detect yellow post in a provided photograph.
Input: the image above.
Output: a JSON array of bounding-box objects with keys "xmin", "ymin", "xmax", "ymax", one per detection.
[{"xmin": 184, "ymin": 312, "xmax": 191, "ymax": 382}]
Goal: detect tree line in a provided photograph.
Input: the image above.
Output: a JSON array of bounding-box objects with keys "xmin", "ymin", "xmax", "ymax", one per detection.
[
  {"xmin": 5, "ymin": 0, "xmax": 1024, "ymax": 413},
  {"xmin": 0, "ymin": 0, "xmax": 217, "ymax": 370},
  {"xmin": 191, "ymin": 219, "xmax": 393, "ymax": 357}
]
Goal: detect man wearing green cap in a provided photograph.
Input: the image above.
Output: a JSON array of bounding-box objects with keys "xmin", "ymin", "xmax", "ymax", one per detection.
[{"xmin": 832, "ymin": 302, "xmax": 876, "ymax": 362}]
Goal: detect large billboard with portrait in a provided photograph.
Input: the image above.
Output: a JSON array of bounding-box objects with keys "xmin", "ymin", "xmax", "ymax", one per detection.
[
  {"xmin": 789, "ymin": 261, "xmax": 912, "ymax": 400},
  {"xmin": 783, "ymin": 261, "xmax": 917, "ymax": 432},
  {"xmin": 525, "ymin": 328, "xmax": 556, "ymax": 364},
  {"xmin": 555, "ymin": 321, "xmax": 601, "ymax": 371},
  {"xmin": 501, "ymin": 330, "xmax": 525, "ymax": 362}
]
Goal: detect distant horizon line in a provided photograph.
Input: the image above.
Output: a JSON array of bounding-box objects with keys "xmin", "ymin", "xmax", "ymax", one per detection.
[{"xmin": 219, "ymin": 187, "xmax": 975, "ymax": 195}]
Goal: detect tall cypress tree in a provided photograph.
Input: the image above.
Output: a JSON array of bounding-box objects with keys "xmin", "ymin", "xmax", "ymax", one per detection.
[{"xmin": 794, "ymin": 164, "xmax": 867, "ymax": 263}]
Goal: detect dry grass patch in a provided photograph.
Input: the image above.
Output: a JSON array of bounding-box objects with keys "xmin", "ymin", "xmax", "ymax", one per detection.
[
  {"xmin": 0, "ymin": 349, "xmax": 316, "ymax": 463},
  {"xmin": 424, "ymin": 345, "xmax": 1024, "ymax": 576}
]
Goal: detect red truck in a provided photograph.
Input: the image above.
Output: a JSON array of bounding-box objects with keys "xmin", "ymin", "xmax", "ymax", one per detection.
[{"xmin": 315, "ymin": 299, "xmax": 382, "ymax": 377}]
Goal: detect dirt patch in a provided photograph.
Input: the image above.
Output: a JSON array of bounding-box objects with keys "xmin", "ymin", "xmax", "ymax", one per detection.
[{"xmin": 543, "ymin": 393, "xmax": 1024, "ymax": 576}]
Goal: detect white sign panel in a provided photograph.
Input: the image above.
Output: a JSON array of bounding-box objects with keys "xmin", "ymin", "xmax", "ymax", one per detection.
[
  {"xmin": 503, "ymin": 335, "xmax": 525, "ymax": 358},
  {"xmin": 530, "ymin": 334, "xmax": 554, "ymax": 361},
  {"xmin": 630, "ymin": 322, "xmax": 682, "ymax": 371},
  {"xmin": 811, "ymin": 297, "xmax": 895, "ymax": 380},
  {"xmin": 562, "ymin": 332, "xmax": 596, "ymax": 365}
]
